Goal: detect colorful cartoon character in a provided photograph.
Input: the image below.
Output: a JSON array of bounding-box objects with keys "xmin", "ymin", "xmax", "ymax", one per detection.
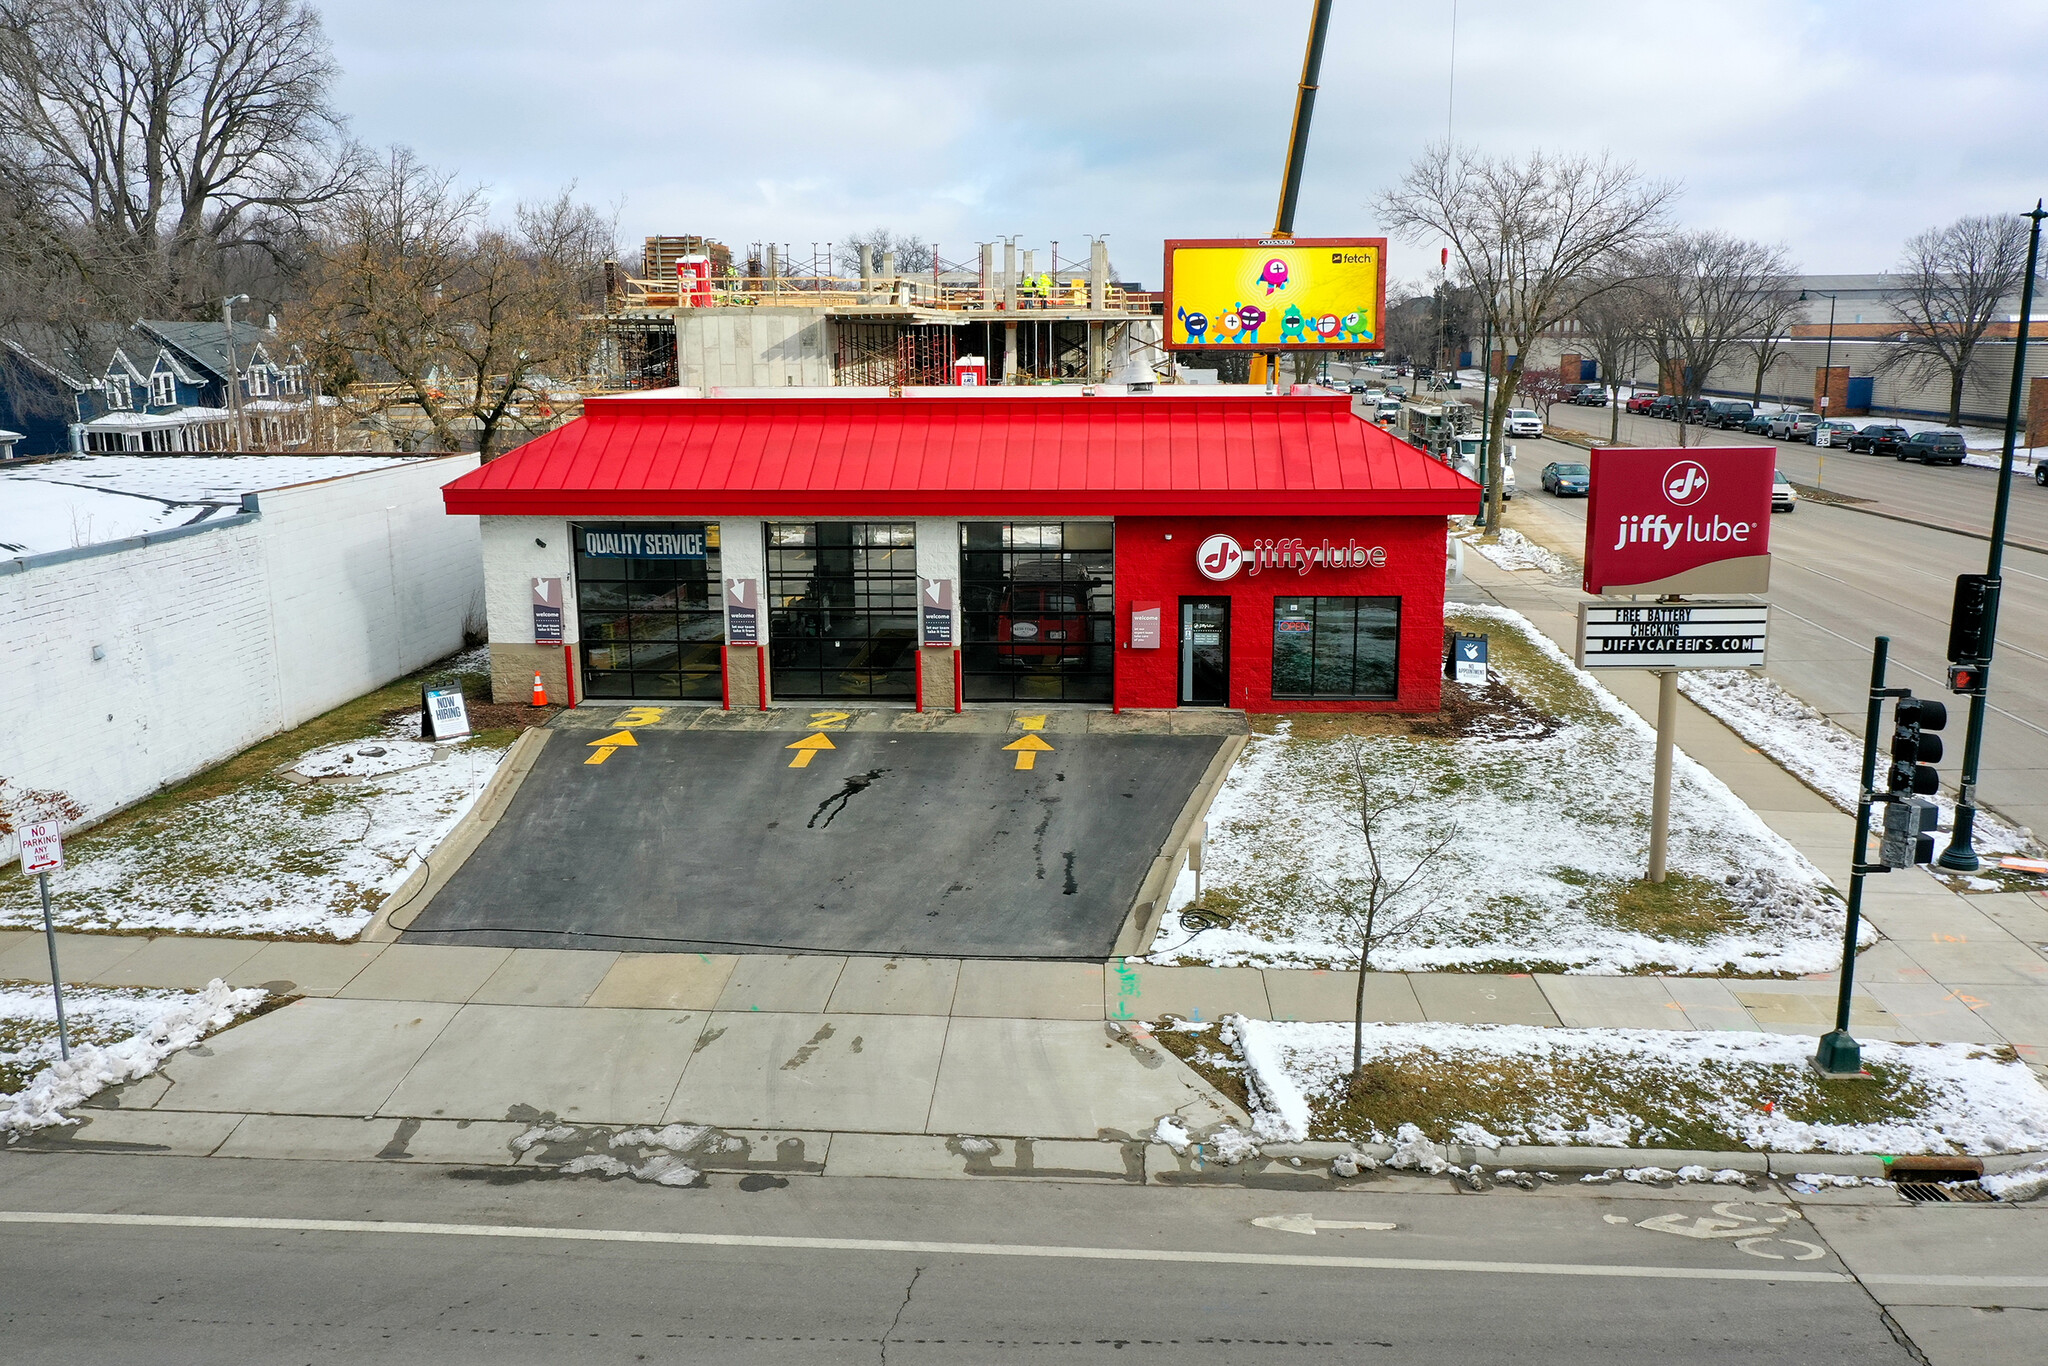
[
  {"xmin": 1258, "ymin": 258, "xmax": 1290, "ymax": 294},
  {"xmin": 1278, "ymin": 305, "xmax": 1308, "ymax": 344},
  {"xmin": 1313, "ymin": 313, "xmax": 1342, "ymax": 341},
  {"xmin": 1218, "ymin": 306, "xmax": 1243, "ymax": 341},
  {"xmin": 1340, "ymin": 307, "xmax": 1374, "ymax": 344},
  {"xmin": 1176, "ymin": 305, "xmax": 1209, "ymax": 344},
  {"xmin": 1236, "ymin": 302, "xmax": 1267, "ymax": 343}
]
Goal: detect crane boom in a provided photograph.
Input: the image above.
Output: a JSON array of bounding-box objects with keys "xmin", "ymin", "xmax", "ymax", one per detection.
[{"xmin": 1273, "ymin": 0, "xmax": 1336, "ymax": 237}]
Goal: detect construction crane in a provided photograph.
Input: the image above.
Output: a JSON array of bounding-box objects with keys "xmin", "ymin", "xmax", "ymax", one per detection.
[{"xmin": 1252, "ymin": 0, "xmax": 1336, "ymax": 388}]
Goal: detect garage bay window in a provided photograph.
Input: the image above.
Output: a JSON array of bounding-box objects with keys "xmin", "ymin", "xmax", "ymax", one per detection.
[
  {"xmin": 960, "ymin": 522, "xmax": 1115, "ymax": 702},
  {"xmin": 1272, "ymin": 596, "xmax": 1400, "ymax": 700},
  {"xmin": 766, "ymin": 522, "xmax": 919, "ymax": 698},
  {"xmin": 574, "ymin": 522, "xmax": 724, "ymax": 699}
]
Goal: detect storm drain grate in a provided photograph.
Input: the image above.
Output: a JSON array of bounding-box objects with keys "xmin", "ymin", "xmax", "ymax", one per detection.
[{"xmin": 1896, "ymin": 1179, "xmax": 1996, "ymax": 1203}]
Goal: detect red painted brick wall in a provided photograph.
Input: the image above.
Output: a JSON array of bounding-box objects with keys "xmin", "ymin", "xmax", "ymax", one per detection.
[{"xmin": 1113, "ymin": 515, "xmax": 1450, "ymax": 713}]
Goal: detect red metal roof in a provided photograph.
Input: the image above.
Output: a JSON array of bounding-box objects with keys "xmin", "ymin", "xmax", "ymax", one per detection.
[{"xmin": 441, "ymin": 392, "xmax": 1480, "ymax": 518}]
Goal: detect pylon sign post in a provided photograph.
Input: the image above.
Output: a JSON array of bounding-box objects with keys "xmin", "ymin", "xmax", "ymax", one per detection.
[{"xmin": 20, "ymin": 822, "xmax": 70, "ymax": 1059}]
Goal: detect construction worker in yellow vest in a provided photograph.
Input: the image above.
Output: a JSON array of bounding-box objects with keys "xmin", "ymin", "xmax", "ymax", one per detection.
[{"xmin": 1034, "ymin": 273, "xmax": 1052, "ymax": 307}]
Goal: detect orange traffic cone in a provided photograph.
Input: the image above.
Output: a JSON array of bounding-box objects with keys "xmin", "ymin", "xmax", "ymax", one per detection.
[{"xmin": 531, "ymin": 672, "xmax": 548, "ymax": 707}]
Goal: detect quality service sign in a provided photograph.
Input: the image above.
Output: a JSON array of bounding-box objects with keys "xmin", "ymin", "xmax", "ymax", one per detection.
[{"xmin": 1582, "ymin": 447, "xmax": 1776, "ymax": 596}]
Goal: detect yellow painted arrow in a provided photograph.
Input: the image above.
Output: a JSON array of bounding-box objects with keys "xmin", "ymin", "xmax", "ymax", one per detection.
[
  {"xmin": 584, "ymin": 730, "xmax": 639, "ymax": 765},
  {"xmin": 1003, "ymin": 733, "xmax": 1055, "ymax": 770},
  {"xmin": 787, "ymin": 732, "xmax": 835, "ymax": 768},
  {"xmin": 1016, "ymin": 714, "xmax": 1047, "ymax": 731}
]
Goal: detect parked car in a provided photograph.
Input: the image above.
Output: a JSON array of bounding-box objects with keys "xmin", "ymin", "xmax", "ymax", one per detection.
[
  {"xmin": 1570, "ymin": 384, "xmax": 1609, "ymax": 407},
  {"xmin": 1897, "ymin": 430, "xmax": 1968, "ymax": 465},
  {"xmin": 1541, "ymin": 460, "xmax": 1591, "ymax": 496},
  {"xmin": 1682, "ymin": 398, "xmax": 1715, "ymax": 424},
  {"xmin": 1812, "ymin": 419, "xmax": 1860, "ymax": 448},
  {"xmin": 1844, "ymin": 423, "xmax": 1910, "ymax": 455},
  {"xmin": 1505, "ymin": 407, "xmax": 1544, "ymax": 437},
  {"xmin": 1647, "ymin": 395, "xmax": 1680, "ymax": 419},
  {"xmin": 2036, "ymin": 462, "xmax": 2047, "ymax": 487},
  {"xmin": 1625, "ymin": 391, "xmax": 1662, "ymax": 415},
  {"xmin": 1768, "ymin": 411, "xmax": 1822, "ymax": 441},
  {"xmin": 1387, "ymin": 384, "xmax": 1408, "ymax": 398},
  {"xmin": 1772, "ymin": 470, "xmax": 1796, "ymax": 512},
  {"xmin": 1705, "ymin": 400, "xmax": 1754, "ymax": 429},
  {"xmin": 1348, "ymin": 381, "xmax": 1370, "ymax": 394},
  {"xmin": 1742, "ymin": 410, "xmax": 1779, "ymax": 436}
]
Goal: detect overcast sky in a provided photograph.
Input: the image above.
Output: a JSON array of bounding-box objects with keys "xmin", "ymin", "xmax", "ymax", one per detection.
[{"xmin": 321, "ymin": 0, "xmax": 2047, "ymax": 287}]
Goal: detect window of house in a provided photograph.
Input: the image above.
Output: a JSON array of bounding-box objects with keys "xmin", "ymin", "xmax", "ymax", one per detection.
[
  {"xmin": 247, "ymin": 366, "xmax": 270, "ymax": 397},
  {"xmin": 106, "ymin": 375, "xmax": 131, "ymax": 410},
  {"xmin": 1271, "ymin": 596, "xmax": 1401, "ymax": 700},
  {"xmin": 151, "ymin": 372, "xmax": 176, "ymax": 407}
]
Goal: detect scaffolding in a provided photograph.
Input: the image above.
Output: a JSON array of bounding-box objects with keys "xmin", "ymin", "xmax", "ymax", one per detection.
[{"xmin": 835, "ymin": 323, "xmax": 958, "ymax": 387}]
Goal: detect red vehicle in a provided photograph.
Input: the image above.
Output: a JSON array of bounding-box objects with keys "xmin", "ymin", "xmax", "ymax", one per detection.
[
  {"xmin": 996, "ymin": 584, "xmax": 1090, "ymax": 665},
  {"xmin": 1625, "ymin": 391, "xmax": 1662, "ymax": 415}
]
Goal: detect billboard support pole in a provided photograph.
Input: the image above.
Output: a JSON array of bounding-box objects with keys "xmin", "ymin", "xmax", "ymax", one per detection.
[
  {"xmin": 1272, "ymin": 0, "xmax": 1336, "ymax": 236},
  {"xmin": 1647, "ymin": 666, "xmax": 1678, "ymax": 884}
]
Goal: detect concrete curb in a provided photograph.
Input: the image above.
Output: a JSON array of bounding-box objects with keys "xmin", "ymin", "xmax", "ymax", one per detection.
[
  {"xmin": 1113, "ymin": 732, "xmax": 1250, "ymax": 958},
  {"xmin": 26, "ymin": 1108, "xmax": 2041, "ymax": 1190},
  {"xmin": 361, "ymin": 726, "xmax": 553, "ymax": 942}
]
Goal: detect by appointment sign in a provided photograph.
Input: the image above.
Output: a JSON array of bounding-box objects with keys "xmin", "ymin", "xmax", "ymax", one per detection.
[
  {"xmin": 1575, "ymin": 600, "xmax": 1771, "ymax": 670},
  {"xmin": 1582, "ymin": 448, "xmax": 1774, "ymax": 596}
]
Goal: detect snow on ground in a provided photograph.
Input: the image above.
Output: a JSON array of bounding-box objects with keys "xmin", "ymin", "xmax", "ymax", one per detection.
[
  {"xmin": 1217, "ymin": 1016, "xmax": 2048, "ymax": 1155},
  {"xmin": 0, "ymin": 453, "xmax": 427, "ymax": 556},
  {"xmin": 0, "ymin": 980, "xmax": 267, "ymax": 1133},
  {"xmin": 1677, "ymin": 668, "xmax": 2036, "ymax": 858},
  {"xmin": 1463, "ymin": 527, "xmax": 1569, "ymax": 575},
  {"xmin": 0, "ymin": 718, "xmax": 507, "ymax": 939},
  {"xmin": 1150, "ymin": 603, "xmax": 1852, "ymax": 974}
]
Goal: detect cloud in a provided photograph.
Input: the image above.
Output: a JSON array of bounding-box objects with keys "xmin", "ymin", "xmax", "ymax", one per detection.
[{"xmin": 320, "ymin": 0, "xmax": 2048, "ymax": 279}]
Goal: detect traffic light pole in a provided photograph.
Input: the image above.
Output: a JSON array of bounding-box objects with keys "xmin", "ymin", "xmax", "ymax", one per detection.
[
  {"xmin": 1940, "ymin": 201, "xmax": 2044, "ymax": 871},
  {"xmin": 1817, "ymin": 636, "xmax": 1902, "ymax": 1078}
]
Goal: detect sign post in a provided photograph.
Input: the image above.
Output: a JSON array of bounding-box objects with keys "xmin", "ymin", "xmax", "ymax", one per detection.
[
  {"xmin": 1578, "ymin": 447, "xmax": 1777, "ymax": 885},
  {"xmin": 20, "ymin": 821, "xmax": 69, "ymax": 1059}
]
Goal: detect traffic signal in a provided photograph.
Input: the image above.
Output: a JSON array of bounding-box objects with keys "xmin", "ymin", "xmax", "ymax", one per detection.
[
  {"xmin": 1887, "ymin": 695, "xmax": 1947, "ymax": 796},
  {"xmin": 1946, "ymin": 574, "xmax": 1999, "ymax": 664},
  {"xmin": 1881, "ymin": 796, "xmax": 1941, "ymax": 868},
  {"xmin": 1948, "ymin": 663, "xmax": 1989, "ymax": 696}
]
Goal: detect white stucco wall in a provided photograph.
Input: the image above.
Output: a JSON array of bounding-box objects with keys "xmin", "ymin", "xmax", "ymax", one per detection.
[{"xmin": 0, "ymin": 455, "xmax": 481, "ymax": 859}]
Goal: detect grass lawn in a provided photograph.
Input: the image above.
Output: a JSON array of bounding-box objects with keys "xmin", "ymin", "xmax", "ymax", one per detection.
[{"xmin": 0, "ymin": 649, "xmax": 537, "ymax": 941}]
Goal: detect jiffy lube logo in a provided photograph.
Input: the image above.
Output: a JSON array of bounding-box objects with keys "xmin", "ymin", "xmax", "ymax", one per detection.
[
  {"xmin": 1197, "ymin": 534, "xmax": 1387, "ymax": 580},
  {"xmin": 1663, "ymin": 460, "xmax": 1710, "ymax": 506},
  {"xmin": 1196, "ymin": 534, "xmax": 1244, "ymax": 580},
  {"xmin": 1581, "ymin": 446, "xmax": 1776, "ymax": 595}
]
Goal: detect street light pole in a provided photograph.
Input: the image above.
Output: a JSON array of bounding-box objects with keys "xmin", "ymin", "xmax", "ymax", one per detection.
[
  {"xmin": 221, "ymin": 293, "xmax": 250, "ymax": 451},
  {"xmin": 1939, "ymin": 200, "xmax": 2045, "ymax": 871}
]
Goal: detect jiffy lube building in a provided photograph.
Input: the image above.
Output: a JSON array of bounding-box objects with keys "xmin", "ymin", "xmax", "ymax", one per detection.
[{"xmin": 443, "ymin": 389, "xmax": 1480, "ymax": 713}]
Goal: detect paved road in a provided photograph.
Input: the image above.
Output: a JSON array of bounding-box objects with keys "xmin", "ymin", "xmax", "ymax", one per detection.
[
  {"xmin": 6, "ymin": 1153, "xmax": 2041, "ymax": 1364},
  {"xmin": 405, "ymin": 729, "xmax": 1222, "ymax": 957},
  {"xmin": 1505, "ymin": 436, "xmax": 2048, "ymax": 837}
]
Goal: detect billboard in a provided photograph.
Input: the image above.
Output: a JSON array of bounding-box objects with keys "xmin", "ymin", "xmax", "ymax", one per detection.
[
  {"xmin": 1582, "ymin": 447, "xmax": 1775, "ymax": 596},
  {"xmin": 1163, "ymin": 237, "xmax": 1386, "ymax": 352}
]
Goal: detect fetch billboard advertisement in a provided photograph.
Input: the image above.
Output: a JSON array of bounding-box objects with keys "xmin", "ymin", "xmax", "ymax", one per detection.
[
  {"xmin": 1582, "ymin": 447, "xmax": 1775, "ymax": 596},
  {"xmin": 1163, "ymin": 237, "xmax": 1386, "ymax": 352}
]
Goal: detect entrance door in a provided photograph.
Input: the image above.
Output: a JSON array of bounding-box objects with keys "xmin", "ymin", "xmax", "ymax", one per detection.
[{"xmin": 1179, "ymin": 597, "xmax": 1230, "ymax": 706}]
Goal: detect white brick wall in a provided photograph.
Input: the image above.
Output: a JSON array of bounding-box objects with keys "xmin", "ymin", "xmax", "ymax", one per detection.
[{"xmin": 0, "ymin": 456, "xmax": 482, "ymax": 858}]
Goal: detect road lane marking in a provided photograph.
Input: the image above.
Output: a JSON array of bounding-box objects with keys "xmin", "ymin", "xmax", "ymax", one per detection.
[
  {"xmin": 787, "ymin": 733, "xmax": 835, "ymax": 768},
  {"xmin": 1252, "ymin": 1214, "xmax": 1398, "ymax": 1235},
  {"xmin": 1003, "ymin": 734, "xmax": 1055, "ymax": 770},
  {"xmin": 807, "ymin": 711, "xmax": 852, "ymax": 730},
  {"xmin": 616, "ymin": 707, "xmax": 667, "ymax": 727},
  {"xmin": 0, "ymin": 1210, "xmax": 1881, "ymax": 1284},
  {"xmin": 585, "ymin": 730, "xmax": 639, "ymax": 765},
  {"xmin": 1016, "ymin": 714, "xmax": 1047, "ymax": 731}
]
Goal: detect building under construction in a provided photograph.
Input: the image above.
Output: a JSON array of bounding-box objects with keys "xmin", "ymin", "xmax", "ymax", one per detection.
[{"xmin": 596, "ymin": 237, "xmax": 1166, "ymax": 391}]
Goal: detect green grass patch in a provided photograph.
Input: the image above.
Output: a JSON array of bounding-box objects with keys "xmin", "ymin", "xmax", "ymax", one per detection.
[{"xmin": 1583, "ymin": 872, "xmax": 1744, "ymax": 943}]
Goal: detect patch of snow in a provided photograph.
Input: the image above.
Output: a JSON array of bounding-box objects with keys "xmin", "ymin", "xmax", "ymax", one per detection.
[
  {"xmin": 1789, "ymin": 1173, "xmax": 1888, "ymax": 1190},
  {"xmin": 1155, "ymin": 604, "xmax": 1853, "ymax": 974},
  {"xmin": 1676, "ymin": 1164, "xmax": 1752, "ymax": 1185},
  {"xmin": 1452, "ymin": 1120, "xmax": 1505, "ymax": 1150},
  {"xmin": 1331, "ymin": 1151, "xmax": 1374, "ymax": 1178},
  {"xmin": 292, "ymin": 738, "xmax": 444, "ymax": 780},
  {"xmin": 1677, "ymin": 668, "xmax": 2036, "ymax": 858},
  {"xmin": 559, "ymin": 1153, "xmax": 632, "ymax": 1177},
  {"xmin": 1981, "ymin": 1162, "xmax": 2048, "ymax": 1202},
  {"xmin": 1386, "ymin": 1123, "xmax": 1451, "ymax": 1174},
  {"xmin": 611, "ymin": 1123, "xmax": 709, "ymax": 1153},
  {"xmin": 1225, "ymin": 1015, "xmax": 1310, "ymax": 1141},
  {"xmin": 1622, "ymin": 1166, "xmax": 1678, "ymax": 1183},
  {"xmin": 1150, "ymin": 1117, "xmax": 1192, "ymax": 1153},
  {"xmin": 1464, "ymin": 527, "xmax": 1569, "ymax": 575},
  {"xmin": 956, "ymin": 1136, "xmax": 1000, "ymax": 1156},
  {"xmin": 1204, "ymin": 1125, "xmax": 1261, "ymax": 1166},
  {"xmin": 510, "ymin": 1124, "xmax": 576, "ymax": 1153},
  {"xmin": 1222, "ymin": 1018, "xmax": 2048, "ymax": 1155},
  {"xmin": 1, "ymin": 980, "xmax": 267, "ymax": 1133}
]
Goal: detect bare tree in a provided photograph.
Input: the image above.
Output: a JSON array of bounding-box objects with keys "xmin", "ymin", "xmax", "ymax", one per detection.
[
  {"xmin": 298, "ymin": 150, "xmax": 615, "ymax": 457},
  {"xmin": 1380, "ymin": 145, "xmax": 1675, "ymax": 529},
  {"xmin": 1882, "ymin": 214, "xmax": 2031, "ymax": 427},
  {"xmin": 1739, "ymin": 283, "xmax": 1805, "ymax": 407},
  {"xmin": 1313, "ymin": 741, "xmax": 1457, "ymax": 1076},
  {"xmin": 1572, "ymin": 279, "xmax": 1652, "ymax": 443},
  {"xmin": 0, "ymin": 0, "xmax": 362, "ymax": 319},
  {"xmin": 1634, "ymin": 232, "xmax": 1797, "ymax": 443},
  {"xmin": 1515, "ymin": 365, "xmax": 1574, "ymax": 425},
  {"xmin": 837, "ymin": 228, "xmax": 933, "ymax": 275}
]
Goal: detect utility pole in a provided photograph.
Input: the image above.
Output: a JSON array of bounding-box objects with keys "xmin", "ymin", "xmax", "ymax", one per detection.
[
  {"xmin": 221, "ymin": 293, "xmax": 250, "ymax": 451},
  {"xmin": 1939, "ymin": 200, "xmax": 2045, "ymax": 871}
]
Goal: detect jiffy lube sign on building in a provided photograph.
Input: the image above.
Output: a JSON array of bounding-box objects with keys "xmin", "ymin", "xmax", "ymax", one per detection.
[
  {"xmin": 1582, "ymin": 447, "xmax": 1775, "ymax": 595},
  {"xmin": 1196, "ymin": 533, "xmax": 1387, "ymax": 581}
]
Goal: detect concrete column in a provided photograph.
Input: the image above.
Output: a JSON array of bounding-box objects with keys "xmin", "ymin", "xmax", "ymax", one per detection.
[
  {"xmin": 882, "ymin": 249, "xmax": 897, "ymax": 284},
  {"xmin": 1089, "ymin": 240, "xmax": 1108, "ymax": 311},
  {"xmin": 1003, "ymin": 241, "xmax": 1017, "ymax": 312},
  {"xmin": 1087, "ymin": 321, "xmax": 1103, "ymax": 383},
  {"xmin": 860, "ymin": 247, "xmax": 873, "ymax": 289},
  {"xmin": 1004, "ymin": 321, "xmax": 1020, "ymax": 383},
  {"xmin": 980, "ymin": 243, "xmax": 995, "ymax": 310},
  {"xmin": 766, "ymin": 243, "xmax": 779, "ymax": 299}
]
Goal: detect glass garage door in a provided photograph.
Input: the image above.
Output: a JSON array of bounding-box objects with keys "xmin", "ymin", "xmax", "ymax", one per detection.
[
  {"xmin": 765, "ymin": 522, "xmax": 919, "ymax": 698},
  {"xmin": 960, "ymin": 521, "xmax": 1115, "ymax": 703},
  {"xmin": 574, "ymin": 522, "xmax": 724, "ymax": 700}
]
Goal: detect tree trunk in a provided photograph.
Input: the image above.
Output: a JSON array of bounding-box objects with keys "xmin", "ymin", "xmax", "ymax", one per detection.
[
  {"xmin": 1484, "ymin": 357, "xmax": 1522, "ymax": 529},
  {"xmin": 1948, "ymin": 367, "xmax": 1966, "ymax": 428},
  {"xmin": 1352, "ymin": 944, "xmax": 1369, "ymax": 1075},
  {"xmin": 1609, "ymin": 391, "xmax": 1620, "ymax": 445}
]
